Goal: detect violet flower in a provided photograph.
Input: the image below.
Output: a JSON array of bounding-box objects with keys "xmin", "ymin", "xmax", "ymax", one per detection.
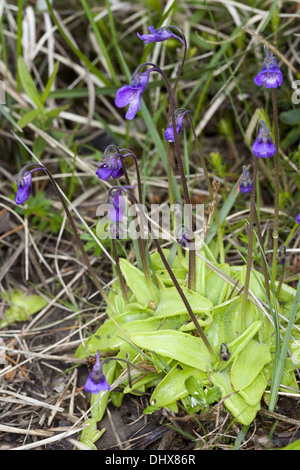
[
  {"xmin": 252, "ymin": 120, "xmax": 276, "ymax": 158},
  {"xmin": 239, "ymin": 165, "xmax": 253, "ymax": 194},
  {"xmin": 254, "ymin": 45, "xmax": 283, "ymax": 89},
  {"xmin": 107, "ymin": 186, "xmax": 134, "ymax": 223},
  {"xmin": 137, "ymin": 26, "xmax": 185, "ymax": 47},
  {"xmin": 96, "ymin": 156, "xmax": 124, "ymax": 181},
  {"xmin": 296, "ymin": 213, "xmax": 300, "ymax": 225},
  {"xmin": 175, "ymin": 224, "xmax": 193, "ymax": 248},
  {"xmin": 164, "ymin": 108, "xmax": 190, "ymax": 142},
  {"xmin": 84, "ymin": 350, "xmax": 110, "ymax": 394},
  {"xmin": 115, "ymin": 70, "xmax": 151, "ymax": 120},
  {"xmin": 15, "ymin": 164, "xmax": 45, "ymax": 205}
]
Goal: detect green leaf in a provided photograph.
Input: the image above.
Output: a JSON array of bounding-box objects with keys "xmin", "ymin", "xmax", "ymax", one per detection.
[
  {"xmin": 80, "ymin": 0, "xmax": 118, "ymax": 84},
  {"xmin": 210, "ymin": 369, "xmax": 261, "ymax": 425},
  {"xmin": 17, "ymin": 108, "xmax": 41, "ymax": 128},
  {"xmin": 281, "ymin": 438, "xmax": 300, "ymax": 450},
  {"xmin": 205, "ymin": 263, "xmax": 231, "ymax": 305},
  {"xmin": 17, "ymin": 57, "xmax": 42, "ymax": 108},
  {"xmin": 123, "ymin": 372, "xmax": 163, "ymax": 395},
  {"xmin": 206, "ymin": 296, "xmax": 241, "ymax": 351},
  {"xmin": 230, "ymin": 339, "xmax": 271, "ymax": 391},
  {"xmin": 149, "ymin": 363, "xmax": 208, "ymax": 409},
  {"xmin": 0, "ymin": 289, "xmax": 48, "ymax": 328},
  {"xmin": 206, "ymin": 385, "xmax": 222, "ymax": 405},
  {"xmin": 0, "ymin": 103, "xmax": 22, "ymax": 130},
  {"xmin": 155, "ymin": 268, "xmax": 187, "ymax": 286},
  {"xmin": 279, "ymin": 109, "xmax": 300, "ymax": 125},
  {"xmin": 119, "ymin": 258, "xmax": 155, "ymax": 305},
  {"xmin": 280, "ymin": 127, "xmax": 300, "ymax": 149},
  {"xmin": 41, "ymin": 62, "xmax": 59, "ymax": 104},
  {"xmin": 218, "ymin": 321, "xmax": 263, "ymax": 371},
  {"xmin": 154, "ymin": 286, "xmax": 213, "ymax": 318},
  {"xmin": 130, "ymin": 329, "xmax": 213, "ymax": 371},
  {"xmin": 195, "ymin": 256, "xmax": 206, "ymax": 296},
  {"xmin": 46, "ymin": 105, "xmax": 69, "ymax": 117},
  {"xmin": 269, "ymin": 278, "xmax": 300, "ymax": 411},
  {"xmin": 109, "ymin": 315, "xmax": 185, "ymax": 349},
  {"xmin": 74, "ymin": 309, "xmax": 151, "ymax": 358},
  {"xmin": 79, "ymin": 419, "xmax": 106, "ymax": 450},
  {"xmin": 151, "ymin": 249, "xmax": 183, "ymax": 270},
  {"xmin": 238, "ymin": 373, "xmax": 267, "ymax": 406}
]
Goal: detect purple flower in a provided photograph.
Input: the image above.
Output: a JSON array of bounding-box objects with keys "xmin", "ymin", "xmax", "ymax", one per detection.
[
  {"xmin": 107, "ymin": 187, "xmax": 128, "ymax": 223},
  {"xmin": 254, "ymin": 45, "xmax": 283, "ymax": 89},
  {"xmin": 164, "ymin": 109, "xmax": 190, "ymax": 142},
  {"xmin": 15, "ymin": 164, "xmax": 46, "ymax": 205},
  {"xmin": 296, "ymin": 213, "xmax": 300, "ymax": 225},
  {"xmin": 84, "ymin": 350, "xmax": 110, "ymax": 394},
  {"xmin": 96, "ymin": 156, "xmax": 124, "ymax": 181},
  {"xmin": 137, "ymin": 26, "xmax": 185, "ymax": 47},
  {"xmin": 15, "ymin": 172, "xmax": 33, "ymax": 205},
  {"xmin": 175, "ymin": 224, "xmax": 193, "ymax": 248},
  {"xmin": 239, "ymin": 165, "xmax": 253, "ymax": 194},
  {"xmin": 252, "ymin": 120, "xmax": 276, "ymax": 158},
  {"xmin": 115, "ymin": 70, "xmax": 151, "ymax": 120}
]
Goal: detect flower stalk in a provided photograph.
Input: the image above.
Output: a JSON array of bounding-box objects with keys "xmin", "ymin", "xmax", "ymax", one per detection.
[
  {"xmin": 241, "ymin": 157, "xmax": 258, "ymax": 332},
  {"xmin": 132, "ymin": 62, "xmax": 196, "ymax": 290},
  {"xmin": 186, "ymin": 112, "xmax": 225, "ymax": 264},
  {"xmin": 16, "ymin": 164, "xmax": 115, "ymax": 312},
  {"xmin": 270, "ymin": 88, "xmax": 280, "ymax": 287}
]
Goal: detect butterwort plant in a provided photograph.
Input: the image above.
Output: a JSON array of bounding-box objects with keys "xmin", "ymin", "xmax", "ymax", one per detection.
[{"xmin": 69, "ymin": 25, "xmax": 300, "ymax": 447}]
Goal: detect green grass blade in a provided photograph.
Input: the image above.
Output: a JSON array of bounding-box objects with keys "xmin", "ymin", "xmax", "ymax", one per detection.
[
  {"xmin": 45, "ymin": 0, "xmax": 111, "ymax": 86},
  {"xmin": 268, "ymin": 278, "xmax": 300, "ymax": 411},
  {"xmin": 80, "ymin": 0, "xmax": 118, "ymax": 85}
]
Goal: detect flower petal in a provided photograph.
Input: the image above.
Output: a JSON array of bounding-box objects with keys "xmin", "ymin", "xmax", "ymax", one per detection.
[
  {"xmin": 115, "ymin": 85, "xmax": 136, "ymax": 109},
  {"xmin": 15, "ymin": 173, "xmax": 32, "ymax": 205},
  {"xmin": 124, "ymin": 95, "xmax": 140, "ymax": 120},
  {"xmin": 109, "ymin": 194, "xmax": 126, "ymax": 222},
  {"xmin": 254, "ymin": 72, "xmax": 266, "ymax": 86},
  {"xmin": 96, "ymin": 163, "xmax": 113, "ymax": 181},
  {"xmin": 252, "ymin": 139, "xmax": 276, "ymax": 158}
]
